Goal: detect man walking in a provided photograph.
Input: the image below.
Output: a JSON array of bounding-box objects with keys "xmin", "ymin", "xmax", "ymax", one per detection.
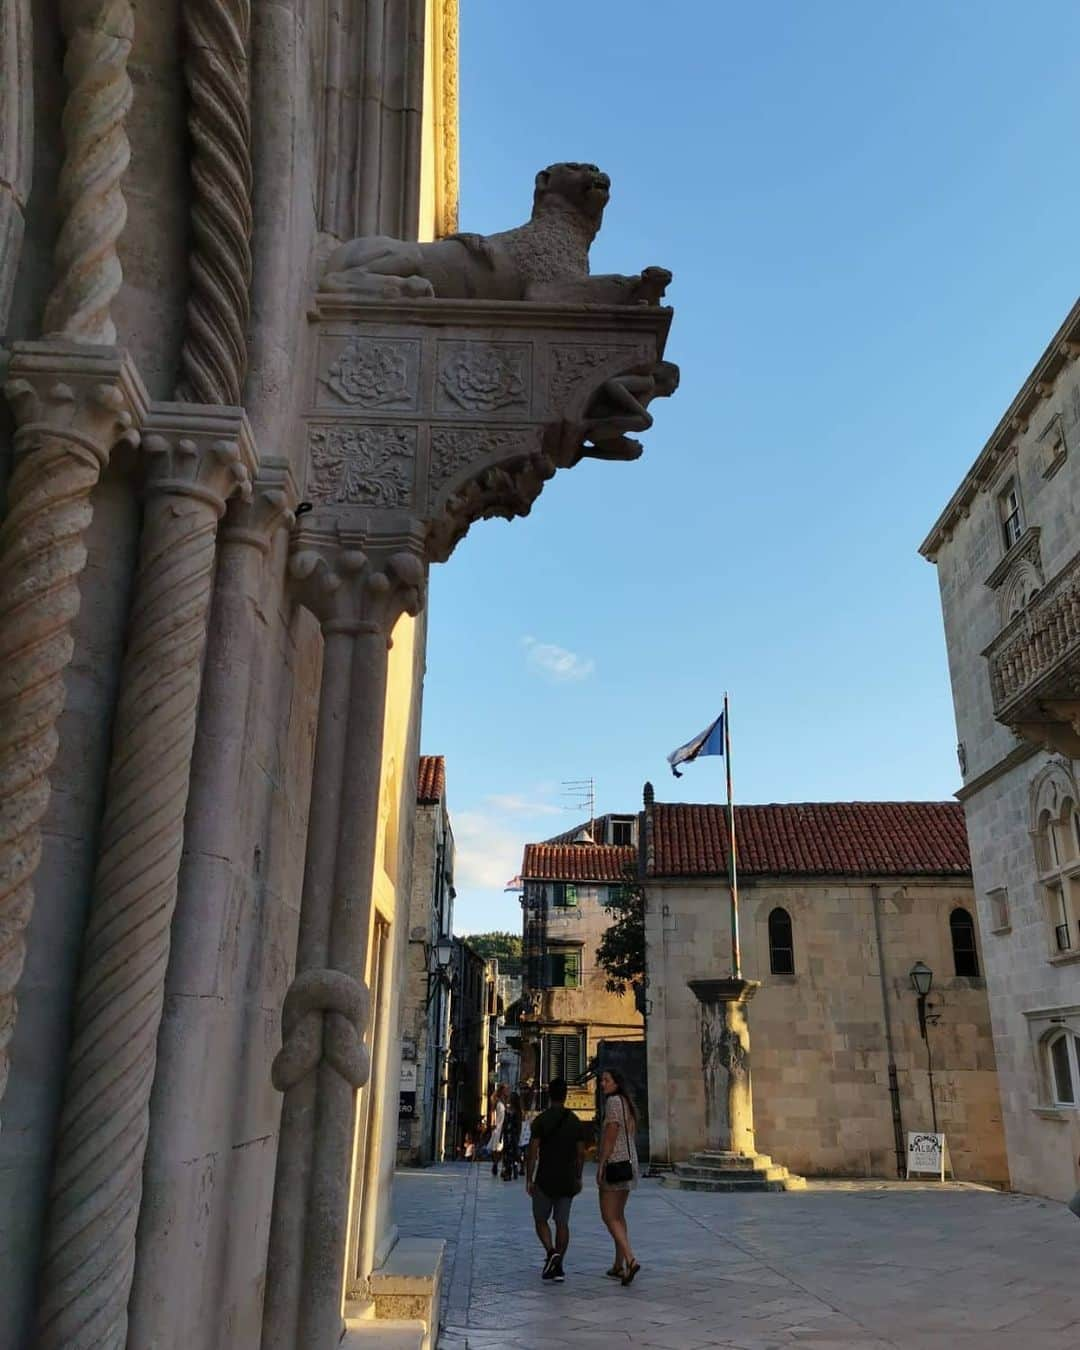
[{"xmin": 525, "ymin": 1077, "xmax": 586, "ymax": 1282}]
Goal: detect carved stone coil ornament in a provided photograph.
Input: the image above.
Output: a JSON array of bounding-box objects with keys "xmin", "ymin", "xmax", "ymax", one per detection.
[
  {"xmin": 37, "ymin": 419, "xmax": 254, "ymax": 1350},
  {"xmin": 176, "ymin": 0, "xmax": 254, "ymax": 403},
  {"xmin": 271, "ymin": 968, "xmax": 371, "ymax": 1091},
  {"xmin": 0, "ymin": 348, "xmax": 147, "ymax": 1112},
  {"xmin": 42, "ymin": 0, "xmax": 134, "ymax": 342}
]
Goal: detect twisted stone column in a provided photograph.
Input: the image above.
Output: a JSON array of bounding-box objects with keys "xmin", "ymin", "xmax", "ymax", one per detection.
[
  {"xmin": 262, "ymin": 531, "xmax": 426, "ymax": 1350},
  {"xmin": 43, "ymin": 0, "xmax": 134, "ymax": 342},
  {"xmin": 0, "ymin": 346, "xmax": 146, "ymax": 1111},
  {"xmin": 37, "ymin": 411, "xmax": 255, "ymax": 1350},
  {"xmin": 127, "ymin": 463, "xmax": 296, "ymax": 1347},
  {"xmin": 177, "ymin": 0, "xmax": 253, "ymax": 403}
]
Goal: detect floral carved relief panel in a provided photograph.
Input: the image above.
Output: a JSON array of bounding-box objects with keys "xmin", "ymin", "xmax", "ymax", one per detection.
[
  {"xmin": 428, "ymin": 426, "xmax": 541, "ymax": 510},
  {"xmin": 547, "ymin": 343, "xmax": 647, "ymax": 416},
  {"xmin": 307, "ymin": 425, "xmax": 417, "ymax": 507},
  {"xmin": 318, "ymin": 337, "xmax": 421, "ymax": 410},
  {"xmin": 435, "ymin": 341, "xmax": 531, "ymax": 415}
]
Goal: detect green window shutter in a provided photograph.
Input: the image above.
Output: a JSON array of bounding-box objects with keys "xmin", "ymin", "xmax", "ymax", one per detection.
[
  {"xmin": 565, "ymin": 953, "xmax": 580, "ymax": 988},
  {"xmin": 565, "ymin": 1034, "xmax": 582, "ymax": 1082},
  {"xmin": 565, "ymin": 884, "xmax": 578, "ymax": 907}
]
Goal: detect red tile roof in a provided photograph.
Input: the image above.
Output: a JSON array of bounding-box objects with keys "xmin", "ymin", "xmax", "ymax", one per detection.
[
  {"xmin": 522, "ymin": 843, "xmax": 636, "ymax": 883},
  {"xmin": 648, "ymin": 801, "xmax": 970, "ymax": 878},
  {"xmin": 416, "ymin": 755, "xmax": 446, "ymax": 804}
]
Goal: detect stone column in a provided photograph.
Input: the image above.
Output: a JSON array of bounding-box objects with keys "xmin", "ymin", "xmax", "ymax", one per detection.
[
  {"xmin": 689, "ymin": 978, "xmax": 761, "ymax": 1157},
  {"xmin": 262, "ymin": 531, "xmax": 425, "ymax": 1350},
  {"xmin": 127, "ymin": 462, "xmax": 296, "ymax": 1348},
  {"xmin": 36, "ymin": 409, "xmax": 254, "ymax": 1350},
  {"xmin": 0, "ymin": 345, "xmax": 146, "ymax": 1111}
]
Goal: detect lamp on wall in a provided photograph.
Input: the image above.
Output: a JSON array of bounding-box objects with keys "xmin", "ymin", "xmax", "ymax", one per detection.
[
  {"xmin": 426, "ymin": 935, "xmax": 455, "ymax": 1007},
  {"xmin": 909, "ymin": 960, "xmax": 938, "ymax": 1133}
]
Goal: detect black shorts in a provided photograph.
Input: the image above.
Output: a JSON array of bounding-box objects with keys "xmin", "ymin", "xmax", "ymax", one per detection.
[{"xmin": 531, "ymin": 1188, "xmax": 573, "ymax": 1225}]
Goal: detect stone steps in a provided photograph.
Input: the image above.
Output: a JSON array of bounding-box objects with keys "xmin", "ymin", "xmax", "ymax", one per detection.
[
  {"xmin": 661, "ymin": 1151, "xmax": 807, "ymax": 1193},
  {"xmin": 342, "ymin": 1318, "xmax": 426, "ymax": 1349}
]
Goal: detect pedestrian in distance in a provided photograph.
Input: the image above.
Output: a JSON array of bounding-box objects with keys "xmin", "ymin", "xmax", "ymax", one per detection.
[
  {"xmin": 501, "ymin": 1091, "xmax": 523, "ymax": 1179},
  {"xmin": 525, "ymin": 1077, "xmax": 586, "ymax": 1283},
  {"xmin": 489, "ymin": 1083, "xmax": 508, "ymax": 1176},
  {"xmin": 595, "ymin": 1067, "xmax": 641, "ymax": 1285}
]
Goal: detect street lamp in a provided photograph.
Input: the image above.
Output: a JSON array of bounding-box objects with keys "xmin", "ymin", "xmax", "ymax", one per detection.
[
  {"xmin": 909, "ymin": 961, "xmax": 938, "ymax": 1133},
  {"xmin": 426, "ymin": 935, "xmax": 455, "ymax": 1006}
]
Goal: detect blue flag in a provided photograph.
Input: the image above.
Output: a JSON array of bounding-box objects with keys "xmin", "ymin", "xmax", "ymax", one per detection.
[{"xmin": 667, "ymin": 712, "xmax": 724, "ymax": 778}]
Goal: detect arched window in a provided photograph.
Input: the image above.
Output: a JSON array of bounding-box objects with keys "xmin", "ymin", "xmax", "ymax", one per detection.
[
  {"xmin": 1045, "ymin": 1030, "xmax": 1080, "ymax": 1106},
  {"xmin": 949, "ymin": 907, "xmax": 979, "ymax": 977},
  {"xmin": 768, "ymin": 907, "xmax": 794, "ymax": 975}
]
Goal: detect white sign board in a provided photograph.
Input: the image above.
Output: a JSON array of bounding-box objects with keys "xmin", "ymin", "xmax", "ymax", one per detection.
[
  {"xmin": 398, "ymin": 1061, "xmax": 418, "ymax": 1092},
  {"xmin": 907, "ymin": 1131, "xmax": 949, "ymax": 1180}
]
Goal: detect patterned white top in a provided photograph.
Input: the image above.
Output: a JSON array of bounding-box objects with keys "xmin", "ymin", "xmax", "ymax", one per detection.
[{"xmin": 604, "ymin": 1093, "xmax": 638, "ymax": 1171}]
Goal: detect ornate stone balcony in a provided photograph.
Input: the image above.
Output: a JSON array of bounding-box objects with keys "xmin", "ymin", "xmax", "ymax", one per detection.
[{"xmin": 984, "ymin": 549, "xmax": 1080, "ymax": 755}]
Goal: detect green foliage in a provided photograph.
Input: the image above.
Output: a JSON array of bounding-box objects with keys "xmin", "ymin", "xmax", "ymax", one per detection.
[
  {"xmin": 595, "ymin": 876, "xmax": 645, "ymax": 995},
  {"xmin": 466, "ymin": 930, "xmax": 522, "ymax": 978}
]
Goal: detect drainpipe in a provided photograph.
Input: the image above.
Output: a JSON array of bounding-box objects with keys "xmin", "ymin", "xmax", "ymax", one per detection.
[{"xmin": 871, "ymin": 884, "xmax": 906, "ymax": 1178}]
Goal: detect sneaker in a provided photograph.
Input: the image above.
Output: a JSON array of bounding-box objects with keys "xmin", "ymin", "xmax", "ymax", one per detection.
[
  {"xmin": 550, "ymin": 1254, "xmax": 565, "ymax": 1283},
  {"xmin": 541, "ymin": 1252, "xmax": 558, "ymax": 1281}
]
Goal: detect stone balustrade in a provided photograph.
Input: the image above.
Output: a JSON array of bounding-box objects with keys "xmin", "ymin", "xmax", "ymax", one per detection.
[{"xmin": 984, "ymin": 549, "xmax": 1080, "ymax": 754}]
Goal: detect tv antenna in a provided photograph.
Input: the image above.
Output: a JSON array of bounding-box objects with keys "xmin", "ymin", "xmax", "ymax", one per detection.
[{"xmin": 562, "ymin": 777, "xmax": 595, "ymax": 835}]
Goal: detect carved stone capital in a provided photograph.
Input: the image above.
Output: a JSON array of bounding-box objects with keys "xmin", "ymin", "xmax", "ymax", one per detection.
[
  {"xmin": 140, "ymin": 404, "xmax": 256, "ymax": 513},
  {"xmin": 220, "ymin": 456, "xmax": 298, "ymax": 553},
  {"xmin": 288, "ymin": 524, "xmax": 427, "ymax": 637},
  {"xmin": 3, "ymin": 342, "xmax": 149, "ymax": 466}
]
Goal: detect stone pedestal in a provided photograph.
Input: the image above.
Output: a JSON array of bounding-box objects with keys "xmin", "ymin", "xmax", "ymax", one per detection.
[
  {"xmin": 669, "ymin": 978, "xmax": 805, "ymax": 1193},
  {"xmin": 689, "ymin": 977, "xmax": 760, "ymax": 1157}
]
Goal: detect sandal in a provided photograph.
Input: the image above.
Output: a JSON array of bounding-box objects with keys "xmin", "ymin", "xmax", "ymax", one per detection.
[
  {"xmin": 605, "ymin": 1264, "xmax": 623, "ymax": 1278},
  {"xmin": 620, "ymin": 1260, "xmax": 641, "ymax": 1286}
]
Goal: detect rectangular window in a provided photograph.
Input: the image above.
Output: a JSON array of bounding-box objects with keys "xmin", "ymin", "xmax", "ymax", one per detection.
[
  {"xmin": 545, "ymin": 950, "xmax": 581, "ymax": 988},
  {"xmin": 611, "ymin": 817, "xmax": 635, "ymax": 846},
  {"xmin": 552, "ymin": 883, "xmax": 578, "ymax": 908},
  {"xmin": 544, "ymin": 1032, "xmax": 584, "ymax": 1084},
  {"xmin": 987, "ymin": 887, "xmax": 1010, "ymax": 933},
  {"xmin": 998, "ymin": 478, "xmax": 1023, "ymax": 550}
]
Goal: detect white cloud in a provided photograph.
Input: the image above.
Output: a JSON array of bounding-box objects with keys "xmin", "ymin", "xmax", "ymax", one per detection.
[
  {"xmin": 452, "ymin": 809, "xmax": 528, "ymax": 892},
  {"xmin": 521, "ymin": 635, "xmax": 595, "ymax": 683},
  {"xmin": 486, "ymin": 792, "xmax": 562, "ymax": 817}
]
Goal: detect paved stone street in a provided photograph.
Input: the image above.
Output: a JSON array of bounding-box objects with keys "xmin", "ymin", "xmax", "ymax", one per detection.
[{"xmin": 392, "ymin": 1164, "xmax": 1080, "ymax": 1349}]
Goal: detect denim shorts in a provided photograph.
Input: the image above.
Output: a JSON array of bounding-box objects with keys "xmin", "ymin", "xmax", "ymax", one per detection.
[{"xmin": 531, "ymin": 1188, "xmax": 573, "ymax": 1225}]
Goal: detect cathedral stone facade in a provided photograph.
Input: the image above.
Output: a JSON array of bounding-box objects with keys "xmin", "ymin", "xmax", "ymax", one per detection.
[
  {"xmin": 922, "ymin": 298, "xmax": 1080, "ymax": 1203},
  {"xmin": 0, "ymin": 2, "xmax": 677, "ymax": 1345}
]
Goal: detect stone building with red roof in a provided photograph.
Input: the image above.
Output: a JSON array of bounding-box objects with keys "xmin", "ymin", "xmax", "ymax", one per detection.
[
  {"xmin": 643, "ymin": 789, "xmax": 1007, "ymax": 1182},
  {"xmin": 518, "ymin": 816, "xmax": 644, "ymax": 1120}
]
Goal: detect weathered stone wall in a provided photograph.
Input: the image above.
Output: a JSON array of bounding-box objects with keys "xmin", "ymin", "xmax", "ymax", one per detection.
[
  {"xmin": 928, "ymin": 316, "xmax": 1080, "ymax": 1202},
  {"xmin": 646, "ymin": 876, "xmax": 1008, "ymax": 1183}
]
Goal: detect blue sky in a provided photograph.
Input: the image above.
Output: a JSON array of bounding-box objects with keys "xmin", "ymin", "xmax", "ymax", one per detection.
[{"xmin": 422, "ymin": 1, "xmax": 1080, "ymax": 934}]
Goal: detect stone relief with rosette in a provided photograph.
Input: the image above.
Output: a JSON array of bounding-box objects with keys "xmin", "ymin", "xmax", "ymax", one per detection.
[
  {"xmin": 436, "ymin": 341, "xmax": 530, "ymax": 415},
  {"xmin": 307, "ymin": 426, "xmax": 417, "ymax": 507},
  {"xmin": 319, "ymin": 337, "xmax": 420, "ymax": 409}
]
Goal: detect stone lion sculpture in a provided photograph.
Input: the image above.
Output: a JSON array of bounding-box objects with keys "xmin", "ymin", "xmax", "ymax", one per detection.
[{"xmin": 323, "ymin": 162, "xmax": 672, "ymax": 305}]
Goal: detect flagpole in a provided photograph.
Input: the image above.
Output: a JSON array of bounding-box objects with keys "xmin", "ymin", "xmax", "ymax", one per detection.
[{"xmin": 724, "ymin": 691, "xmax": 741, "ymax": 979}]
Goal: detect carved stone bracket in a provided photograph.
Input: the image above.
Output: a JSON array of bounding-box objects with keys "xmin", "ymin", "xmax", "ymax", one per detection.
[
  {"xmin": 0, "ymin": 344, "xmax": 148, "ymax": 1111},
  {"xmin": 220, "ymin": 455, "xmax": 299, "ymax": 552},
  {"xmin": 303, "ymin": 295, "xmax": 675, "ymax": 563}
]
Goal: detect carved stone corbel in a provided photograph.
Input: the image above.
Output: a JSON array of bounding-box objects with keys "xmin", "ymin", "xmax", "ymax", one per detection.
[
  {"xmin": 0, "ymin": 344, "xmax": 147, "ymax": 1111},
  {"xmin": 36, "ymin": 409, "xmax": 256, "ymax": 1350}
]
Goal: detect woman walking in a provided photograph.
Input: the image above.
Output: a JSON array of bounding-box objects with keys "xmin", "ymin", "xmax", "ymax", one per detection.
[
  {"xmin": 501, "ymin": 1091, "xmax": 523, "ymax": 1179},
  {"xmin": 489, "ymin": 1083, "xmax": 508, "ymax": 1176},
  {"xmin": 595, "ymin": 1068, "xmax": 640, "ymax": 1285}
]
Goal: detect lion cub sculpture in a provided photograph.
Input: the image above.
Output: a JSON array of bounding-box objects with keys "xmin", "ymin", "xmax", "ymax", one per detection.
[{"xmin": 323, "ymin": 162, "xmax": 671, "ymax": 305}]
